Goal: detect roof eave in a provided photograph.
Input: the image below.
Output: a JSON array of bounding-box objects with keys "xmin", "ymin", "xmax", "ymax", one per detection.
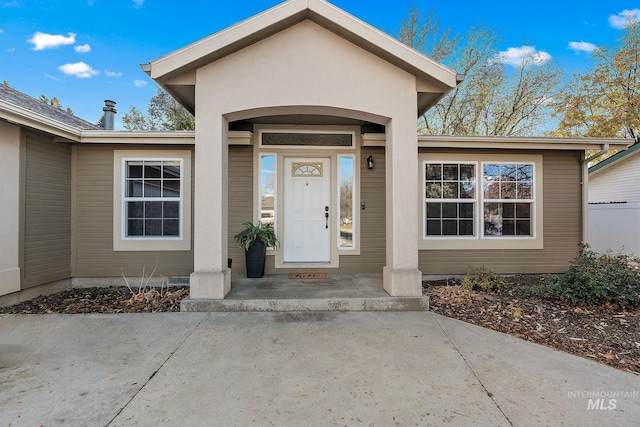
[
  {"xmin": 417, "ymin": 134, "xmax": 634, "ymax": 151},
  {"xmin": 0, "ymin": 100, "xmax": 83, "ymax": 141},
  {"xmin": 589, "ymin": 141, "xmax": 640, "ymax": 175}
]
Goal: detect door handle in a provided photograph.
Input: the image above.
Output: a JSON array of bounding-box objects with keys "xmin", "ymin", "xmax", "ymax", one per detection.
[{"xmin": 325, "ymin": 206, "xmax": 329, "ymax": 229}]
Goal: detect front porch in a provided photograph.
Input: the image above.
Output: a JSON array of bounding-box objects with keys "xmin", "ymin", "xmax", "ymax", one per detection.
[{"xmin": 181, "ymin": 274, "xmax": 429, "ymax": 312}]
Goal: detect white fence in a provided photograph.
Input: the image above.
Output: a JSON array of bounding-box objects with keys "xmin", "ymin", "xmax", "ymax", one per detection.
[{"xmin": 588, "ymin": 203, "xmax": 640, "ymax": 256}]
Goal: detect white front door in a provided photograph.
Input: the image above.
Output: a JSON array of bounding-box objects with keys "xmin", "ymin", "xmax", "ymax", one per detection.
[{"xmin": 283, "ymin": 157, "xmax": 331, "ymax": 263}]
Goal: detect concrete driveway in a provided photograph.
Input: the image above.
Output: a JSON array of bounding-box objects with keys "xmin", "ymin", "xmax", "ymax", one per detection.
[{"xmin": 1, "ymin": 312, "xmax": 638, "ymax": 426}]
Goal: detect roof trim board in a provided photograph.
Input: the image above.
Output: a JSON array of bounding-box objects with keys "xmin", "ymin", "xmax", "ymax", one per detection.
[{"xmin": 588, "ymin": 141, "xmax": 640, "ymax": 175}]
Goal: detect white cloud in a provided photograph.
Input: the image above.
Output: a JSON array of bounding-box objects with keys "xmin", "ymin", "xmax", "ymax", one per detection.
[
  {"xmin": 494, "ymin": 46, "xmax": 552, "ymax": 67},
  {"xmin": 568, "ymin": 41, "xmax": 597, "ymax": 53},
  {"xmin": 105, "ymin": 70, "xmax": 123, "ymax": 77},
  {"xmin": 0, "ymin": 29, "xmax": 4, "ymax": 33},
  {"xmin": 134, "ymin": 80, "xmax": 147, "ymax": 87},
  {"xmin": 132, "ymin": 0, "xmax": 144, "ymax": 7},
  {"xmin": 58, "ymin": 62, "xmax": 99, "ymax": 78},
  {"xmin": 28, "ymin": 32, "xmax": 76, "ymax": 50},
  {"xmin": 74, "ymin": 43, "xmax": 91, "ymax": 53},
  {"xmin": 609, "ymin": 9, "xmax": 640, "ymax": 29},
  {"xmin": 7, "ymin": 47, "xmax": 15, "ymax": 53}
]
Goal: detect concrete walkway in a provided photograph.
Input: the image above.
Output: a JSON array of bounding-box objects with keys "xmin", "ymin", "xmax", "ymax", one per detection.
[{"xmin": 1, "ymin": 312, "xmax": 638, "ymax": 426}]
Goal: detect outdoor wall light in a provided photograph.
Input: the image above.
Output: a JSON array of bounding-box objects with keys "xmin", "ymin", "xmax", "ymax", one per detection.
[{"xmin": 366, "ymin": 155, "xmax": 374, "ymax": 169}]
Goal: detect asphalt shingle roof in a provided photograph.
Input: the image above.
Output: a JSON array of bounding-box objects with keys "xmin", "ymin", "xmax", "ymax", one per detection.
[{"xmin": 0, "ymin": 83, "xmax": 102, "ymax": 130}]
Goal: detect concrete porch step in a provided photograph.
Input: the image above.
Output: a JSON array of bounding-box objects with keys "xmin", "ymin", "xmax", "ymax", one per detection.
[{"xmin": 181, "ymin": 296, "xmax": 429, "ymax": 312}]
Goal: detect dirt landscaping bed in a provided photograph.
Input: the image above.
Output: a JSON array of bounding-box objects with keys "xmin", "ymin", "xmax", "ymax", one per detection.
[
  {"xmin": 424, "ymin": 275, "xmax": 640, "ymax": 374},
  {"xmin": 0, "ymin": 287, "xmax": 189, "ymax": 314}
]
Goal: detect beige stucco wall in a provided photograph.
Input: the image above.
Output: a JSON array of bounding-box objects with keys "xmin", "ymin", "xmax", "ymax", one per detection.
[
  {"xmin": 192, "ymin": 19, "xmax": 422, "ymax": 296},
  {"xmin": 0, "ymin": 121, "xmax": 21, "ymax": 296}
]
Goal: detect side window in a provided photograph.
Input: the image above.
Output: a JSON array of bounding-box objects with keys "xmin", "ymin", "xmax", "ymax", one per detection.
[
  {"xmin": 259, "ymin": 154, "xmax": 276, "ymax": 226},
  {"xmin": 113, "ymin": 150, "xmax": 191, "ymax": 251},
  {"xmin": 424, "ymin": 162, "xmax": 477, "ymax": 237},
  {"xmin": 338, "ymin": 155, "xmax": 355, "ymax": 249},
  {"xmin": 482, "ymin": 163, "xmax": 534, "ymax": 237}
]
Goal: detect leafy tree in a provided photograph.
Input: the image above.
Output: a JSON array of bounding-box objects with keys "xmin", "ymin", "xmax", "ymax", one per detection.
[
  {"xmin": 38, "ymin": 94, "xmax": 74, "ymax": 114},
  {"xmin": 122, "ymin": 86, "xmax": 195, "ymax": 131},
  {"xmin": 398, "ymin": 7, "xmax": 563, "ymax": 136},
  {"xmin": 554, "ymin": 23, "xmax": 640, "ymax": 143}
]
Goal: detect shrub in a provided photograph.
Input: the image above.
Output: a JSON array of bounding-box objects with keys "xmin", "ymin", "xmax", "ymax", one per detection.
[
  {"xmin": 535, "ymin": 245, "xmax": 640, "ymax": 308},
  {"xmin": 461, "ymin": 266, "xmax": 506, "ymax": 291}
]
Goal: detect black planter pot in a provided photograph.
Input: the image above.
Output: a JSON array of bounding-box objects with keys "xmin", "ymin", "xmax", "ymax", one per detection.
[{"xmin": 245, "ymin": 239, "xmax": 266, "ymax": 278}]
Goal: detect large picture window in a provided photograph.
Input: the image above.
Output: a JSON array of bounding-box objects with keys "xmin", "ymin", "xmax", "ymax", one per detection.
[{"xmin": 421, "ymin": 154, "xmax": 541, "ymax": 250}]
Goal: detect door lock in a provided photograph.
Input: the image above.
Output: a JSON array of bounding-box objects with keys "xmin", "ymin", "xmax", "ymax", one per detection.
[{"xmin": 325, "ymin": 206, "xmax": 329, "ymax": 229}]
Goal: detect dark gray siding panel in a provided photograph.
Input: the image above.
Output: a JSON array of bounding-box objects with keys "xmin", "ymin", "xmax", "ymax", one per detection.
[
  {"xmin": 73, "ymin": 145, "xmax": 194, "ymax": 278},
  {"xmin": 23, "ymin": 134, "xmax": 71, "ymax": 288}
]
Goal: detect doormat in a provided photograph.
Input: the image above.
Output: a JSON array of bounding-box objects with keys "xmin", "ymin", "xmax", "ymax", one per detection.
[{"xmin": 289, "ymin": 273, "xmax": 329, "ymax": 279}]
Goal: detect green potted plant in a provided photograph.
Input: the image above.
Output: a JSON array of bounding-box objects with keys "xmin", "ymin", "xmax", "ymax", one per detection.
[{"xmin": 234, "ymin": 221, "xmax": 279, "ymax": 278}]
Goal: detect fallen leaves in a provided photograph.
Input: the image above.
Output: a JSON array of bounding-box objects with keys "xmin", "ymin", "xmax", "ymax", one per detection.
[
  {"xmin": 424, "ymin": 279, "xmax": 640, "ymax": 373},
  {"xmin": 0, "ymin": 286, "xmax": 189, "ymax": 314}
]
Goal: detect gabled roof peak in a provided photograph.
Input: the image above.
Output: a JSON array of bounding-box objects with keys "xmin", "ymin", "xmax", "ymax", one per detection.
[{"xmin": 143, "ymin": 0, "xmax": 459, "ymax": 114}]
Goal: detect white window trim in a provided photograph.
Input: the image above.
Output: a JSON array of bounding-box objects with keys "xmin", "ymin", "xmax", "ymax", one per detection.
[
  {"xmin": 419, "ymin": 153, "xmax": 543, "ymax": 250},
  {"xmin": 113, "ymin": 150, "xmax": 191, "ymax": 251}
]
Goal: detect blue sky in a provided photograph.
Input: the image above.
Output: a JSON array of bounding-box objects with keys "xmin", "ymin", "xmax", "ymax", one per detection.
[{"xmin": 1, "ymin": 0, "xmax": 638, "ymax": 129}]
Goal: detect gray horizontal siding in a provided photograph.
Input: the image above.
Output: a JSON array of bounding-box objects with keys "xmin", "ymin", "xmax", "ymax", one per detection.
[
  {"xmin": 227, "ymin": 146, "xmax": 254, "ymax": 274},
  {"xmin": 227, "ymin": 146, "xmax": 386, "ymax": 275},
  {"xmin": 419, "ymin": 150, "xmax": 583, "ymax": 274},
  {"xmin": 339, "ymin": 146, "xmax": 386, "ymax": 273},
  {"xmin": 73, "ymin": 145, "xmax": 194, "ymax": 278},
  {"xmin": 23, "ymin": 133, "xmax": 72, "ymax": 288}
]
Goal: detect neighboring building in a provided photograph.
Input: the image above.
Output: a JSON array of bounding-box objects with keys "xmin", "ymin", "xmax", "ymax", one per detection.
[
  {"xmin": 0, "ymin": 0, "xmax": 632, "ymax": 304},
  {"xmin": 588, "ymin": 142, "xmax": 640, "ymax": 255}
]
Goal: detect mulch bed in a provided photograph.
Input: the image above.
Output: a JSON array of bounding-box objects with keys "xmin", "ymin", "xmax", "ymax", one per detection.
[
  {"xmin": 1, "ymin": 279, "xmax": 638, "ymax": 373},
  {"xmin": 424, "ymin": 275, "xmax": 640, "ymax": 374},
  {"xmin": 0, "ymin": 287, "xmax": 189, "ymax": 314}
]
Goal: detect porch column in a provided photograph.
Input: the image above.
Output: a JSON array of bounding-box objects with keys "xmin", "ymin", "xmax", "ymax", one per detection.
[
  {"xmin": 383, "ymin": 114, "xmax": 422, "ymax": 296},
  {"xmin": 189, "ymin": 111, "xmax": 231, "ymax": 299}
]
